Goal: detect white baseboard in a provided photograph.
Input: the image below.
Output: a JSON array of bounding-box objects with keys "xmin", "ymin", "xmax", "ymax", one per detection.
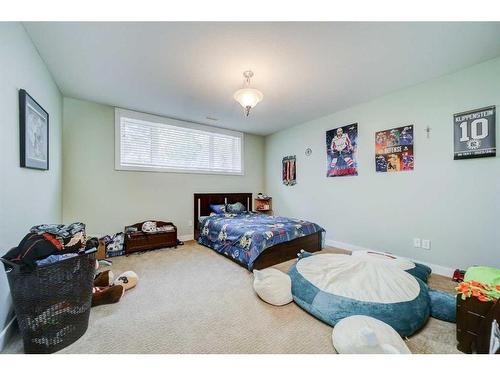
[
  {"xmin": 325, "ymin": 239, "xmax": 455, "ymax": 277},
  {"xmin": 0, "ymin": 316, "xmax": 17, "ymax": 353},
  {"xmin": 179, "ymin": 234, "xmax": 194, "ymax": 242}
]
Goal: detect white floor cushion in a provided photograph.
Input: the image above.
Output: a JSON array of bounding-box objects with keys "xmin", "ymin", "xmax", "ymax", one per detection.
[
  {"xmin": 332, "ymin": 315, "xmax": 411, "ymax": 354},
  {"xmin": 297, "ymin": 254, "xmax": 420, "ymax": 303},
  {"xmin": 351, "ymin": 250, "xmax": 415, "ymax": 270},
  {"xmin": 253, "ymin": 268, "xmax": 293, "ymax": 306}
]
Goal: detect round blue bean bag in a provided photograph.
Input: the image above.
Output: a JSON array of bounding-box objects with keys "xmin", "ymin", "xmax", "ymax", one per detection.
[{"xmin": 289, "ymin": 252, "xmax": 430, "ymax": 337}]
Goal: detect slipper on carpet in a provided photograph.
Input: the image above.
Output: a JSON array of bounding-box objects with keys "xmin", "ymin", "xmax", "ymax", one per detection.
[{"xmin": 114, "ymin": 271, "xmax": 139, "ymax": 291}]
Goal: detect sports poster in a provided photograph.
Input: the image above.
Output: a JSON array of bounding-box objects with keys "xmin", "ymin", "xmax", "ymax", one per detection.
[
  {"xmin": 375, "ymin": 125, "xmax": 414, "ymax": 173},
  {"xmin": 282, "ymin": 155, "xmax": 296, "ymax": 186},
  {"xmin": 454, "ymin": 106, "xmax": 496, "ymax": 160},
  {"xmin": 326, "ymin": 123, "xmax": 358, "ymax": 177}
]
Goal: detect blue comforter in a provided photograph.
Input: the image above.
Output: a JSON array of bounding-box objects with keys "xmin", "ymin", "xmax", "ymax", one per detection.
[{"xmin": 198, "ymin": 212, "xmax": 325, "ymax": 270}]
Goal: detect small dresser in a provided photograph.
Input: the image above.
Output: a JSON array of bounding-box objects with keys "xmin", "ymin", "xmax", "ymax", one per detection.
[
  {"xmin": 456, "ymin": 295, "xmax": 500, "ymax": 353},
  {"xmin": 254, "ymin": 196, "xmax": 273, "ymax": 215},
  {"xmin": 124, "ymin": 220, "xmax": 178, "ymax": 255}
]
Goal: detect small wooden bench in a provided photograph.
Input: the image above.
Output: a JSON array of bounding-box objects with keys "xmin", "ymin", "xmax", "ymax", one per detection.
[{"xmin": 124, "ymin": 221, "xmax": 178, "ymax": 255}]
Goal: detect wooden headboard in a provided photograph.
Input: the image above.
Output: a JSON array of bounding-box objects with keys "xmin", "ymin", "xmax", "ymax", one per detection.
[{"xmin": 193, "ymin": 193, "xmax": 253, "ymax": 238}]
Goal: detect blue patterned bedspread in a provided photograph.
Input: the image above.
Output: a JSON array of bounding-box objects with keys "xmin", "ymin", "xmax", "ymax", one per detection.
[{"xmin": 198, "ymin": 212, "xmax": 325, "ymax": 270}]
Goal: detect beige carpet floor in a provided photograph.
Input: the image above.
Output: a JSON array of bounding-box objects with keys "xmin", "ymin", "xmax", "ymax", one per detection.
[{"xmin": 2, "ymin": 241, "xmax": 461, "ymax": 354}]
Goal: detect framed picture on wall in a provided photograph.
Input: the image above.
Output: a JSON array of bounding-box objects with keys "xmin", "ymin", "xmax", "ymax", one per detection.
[
  {"xmin": 19, "ymin": 89, "xmax": 49, "ymax": 170},
  {"xmin": 326, "ymin": 123, "xmax": 358, "ymax": 177},
  {"xmin": 453, "ymin": 106, "xmax": 496, "ymax": 160},
  {"xmin": 282, "ymin": 155, "xmax": 296, "ymax": 186},
  {"xmin": 375, "ymin": 125, "xmax": 414, "ymax": 173}
]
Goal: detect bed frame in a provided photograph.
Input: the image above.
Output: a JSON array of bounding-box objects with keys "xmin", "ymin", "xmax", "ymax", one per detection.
[{"xmin": 193, "ymin": 193, "xmax": 322, "ymax": 270}]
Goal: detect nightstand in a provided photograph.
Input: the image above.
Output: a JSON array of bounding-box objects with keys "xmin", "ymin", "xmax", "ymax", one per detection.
[{"xmin": 254, "ymin": 197, "xmax": 272, "ymax": 215}]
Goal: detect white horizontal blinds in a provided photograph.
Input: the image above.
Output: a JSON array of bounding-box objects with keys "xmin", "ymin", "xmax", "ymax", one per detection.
[
  {"xmin": 119, "ymin": 114, "xmax": 242, "ymax": 174},
  {"xmin": 120, "ymin": 119, "xmax": 152, "ymax": 165},
  {"xmin": 212, "ymin": 132, "xmax": 242, "ymax": 173}
]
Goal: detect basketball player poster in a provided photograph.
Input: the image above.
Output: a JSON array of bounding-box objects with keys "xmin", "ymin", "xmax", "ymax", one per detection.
[
  {"xmin": 326, "ymin": 123, "xmax": 358, "ymax": 177},
  {"xmin": 375, "ymin": 125, "xmax": 414, "ymax": 173}
]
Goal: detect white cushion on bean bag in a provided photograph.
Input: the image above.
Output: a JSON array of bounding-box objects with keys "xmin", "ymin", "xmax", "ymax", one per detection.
[
  {"xmin": 297, "ymin": 254, "xmax": 419, "ymax": 303},
  {"xmin": 351, "ymin": 250, "xmax": 415, "ymax": 271},
  {"xmin": 253, "ymin": 268, "xmax": 293, "ymax": 306},
  {"xmin": 332, "ymin": 315, "xmax": 411, "ymax": 354}
]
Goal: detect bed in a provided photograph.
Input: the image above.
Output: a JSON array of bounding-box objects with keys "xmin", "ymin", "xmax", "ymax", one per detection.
[{"xmin": 194, "ymin": 193, "xmax": 325, "ymax": 270}]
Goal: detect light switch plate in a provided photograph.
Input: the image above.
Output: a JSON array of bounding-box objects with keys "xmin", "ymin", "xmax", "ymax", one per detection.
[
  {"xmin": 422, "ymin": 239, "xmax": 431, "ymax": 250},
  {"xmin": 413, "ymin": 238, "xmax": 421, "ymax": 248}
]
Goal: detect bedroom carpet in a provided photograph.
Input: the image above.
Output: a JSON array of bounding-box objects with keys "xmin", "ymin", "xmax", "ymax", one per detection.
[{"xmin": 2, "ymin": 241, "xmax": 460, "ymax": 354}]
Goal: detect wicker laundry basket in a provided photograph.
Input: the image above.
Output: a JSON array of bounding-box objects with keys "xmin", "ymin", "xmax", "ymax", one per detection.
[{"xmin": 1, "ymin": 250, "xmax": 96, "ymax": 353}]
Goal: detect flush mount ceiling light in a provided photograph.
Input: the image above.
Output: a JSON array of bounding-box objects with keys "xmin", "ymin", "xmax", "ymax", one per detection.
[{"xmin": 233, "ymin": 70, "xmax": 263, "ymax": 116}]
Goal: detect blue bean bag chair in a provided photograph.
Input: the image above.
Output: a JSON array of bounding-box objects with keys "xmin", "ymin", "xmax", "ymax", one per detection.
[
  {"xmin": 406, "ymin": 263, "xmax": 432, "ymax": 283},
  {"xmin": 428, "ymin": 288, "xmax": 456, "ymax": 322},
  {"xmin": 289, "ymin": 252, "xmax": 431, "ymax": 337}
]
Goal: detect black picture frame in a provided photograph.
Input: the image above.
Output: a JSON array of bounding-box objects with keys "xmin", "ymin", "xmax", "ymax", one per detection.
[
  {"xmin": 282, "ymin": 155, "xmax": 296, "ymax": 186},
  {"xmin": 19, "ymin": 89, "xmax": 49, "ymax": 170},
  {"xmin": 453, "ymin": 106, "xmax": 496, "ymax": 160}
]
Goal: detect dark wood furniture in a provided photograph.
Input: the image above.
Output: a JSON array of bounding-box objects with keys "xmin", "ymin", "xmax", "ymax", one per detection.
[
  {"xmin": 457, "ymin": 295, "xmax": 500, "ymax": 353},
  {"xmin": 254, "ymin": 197, "xmax": 272, "ymax": 215},
  {"xmin": 194, "ymin": 193, "xmax": 253, "ymax": 239},
  {"xmin": 252, "ymin": 231, "xmax": 322, "ymax": 270},
  {"xmin": 124, "ymin": 220, "xmax": 178, "ymax": 255},
  {"xmin": 193, "ymin": 193, "xmax": 322, "ymax": 270}
]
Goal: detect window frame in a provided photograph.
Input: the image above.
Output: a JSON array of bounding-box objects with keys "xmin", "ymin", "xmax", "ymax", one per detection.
[{"xmin": 114, "ymin": 108, "xmax": 245, "ymax": 175}]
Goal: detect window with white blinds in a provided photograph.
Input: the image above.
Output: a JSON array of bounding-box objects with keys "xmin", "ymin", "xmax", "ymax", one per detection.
[{"xmin": 115, "ymin": 109, "xmax": 243, "ymax": 175}]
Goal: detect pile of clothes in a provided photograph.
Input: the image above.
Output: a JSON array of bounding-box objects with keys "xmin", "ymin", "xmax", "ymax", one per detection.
[
  {"xmin": 2, "ymin": 222, "xmax": 140, "ymax": 308},
  {"xmin": 456, "ymin": 266, "xmax": 500, "ymax": 303},
  {"xmin": 3, "ymin": 223, "xmax": 98, "ymax": 270}
]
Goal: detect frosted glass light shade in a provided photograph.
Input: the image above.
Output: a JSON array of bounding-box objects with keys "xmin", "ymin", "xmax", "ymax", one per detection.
[{"xmin": 234, "ymin": 88, "xmax": 263, "ymax": 110}]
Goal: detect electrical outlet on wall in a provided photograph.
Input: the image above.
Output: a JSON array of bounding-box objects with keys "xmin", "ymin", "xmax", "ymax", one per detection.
[
  {"xmin": 422, "ymin": 239, "xmax": 431, "ymax": 250},
  {"xmin": 413, "ymin": 238, "xmax": 421, "ymax": 248}
]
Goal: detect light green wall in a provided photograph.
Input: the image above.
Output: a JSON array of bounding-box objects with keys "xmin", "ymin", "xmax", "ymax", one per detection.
[
  {"xmin": 0, "ymin": 23, "xmax": 62, "ymax": 336},
  {"xmin": 1, "ymin": 21, "xmax": 499, "ymax": 342},
  {"xmin": 62, "ymin": 97, "xmax": 265, "ymax": 237},
  {"xmin": 265, "ymin": 56, "xmax": 500, "ymax": 271}
]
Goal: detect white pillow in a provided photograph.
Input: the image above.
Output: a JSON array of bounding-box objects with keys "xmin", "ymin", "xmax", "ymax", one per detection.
[
  {"xmin": 253, "ymin": 268, "xmax": 293, "ymax": 306},
  {"xmin": 331, "ymin": 315, "xmax": 411, "ymax": 354}
]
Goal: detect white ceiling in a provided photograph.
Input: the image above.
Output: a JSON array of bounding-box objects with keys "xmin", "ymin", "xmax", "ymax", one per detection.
[{"xmin": 24, "ymin": 22, "xmax": 500, "ymax": 135}]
